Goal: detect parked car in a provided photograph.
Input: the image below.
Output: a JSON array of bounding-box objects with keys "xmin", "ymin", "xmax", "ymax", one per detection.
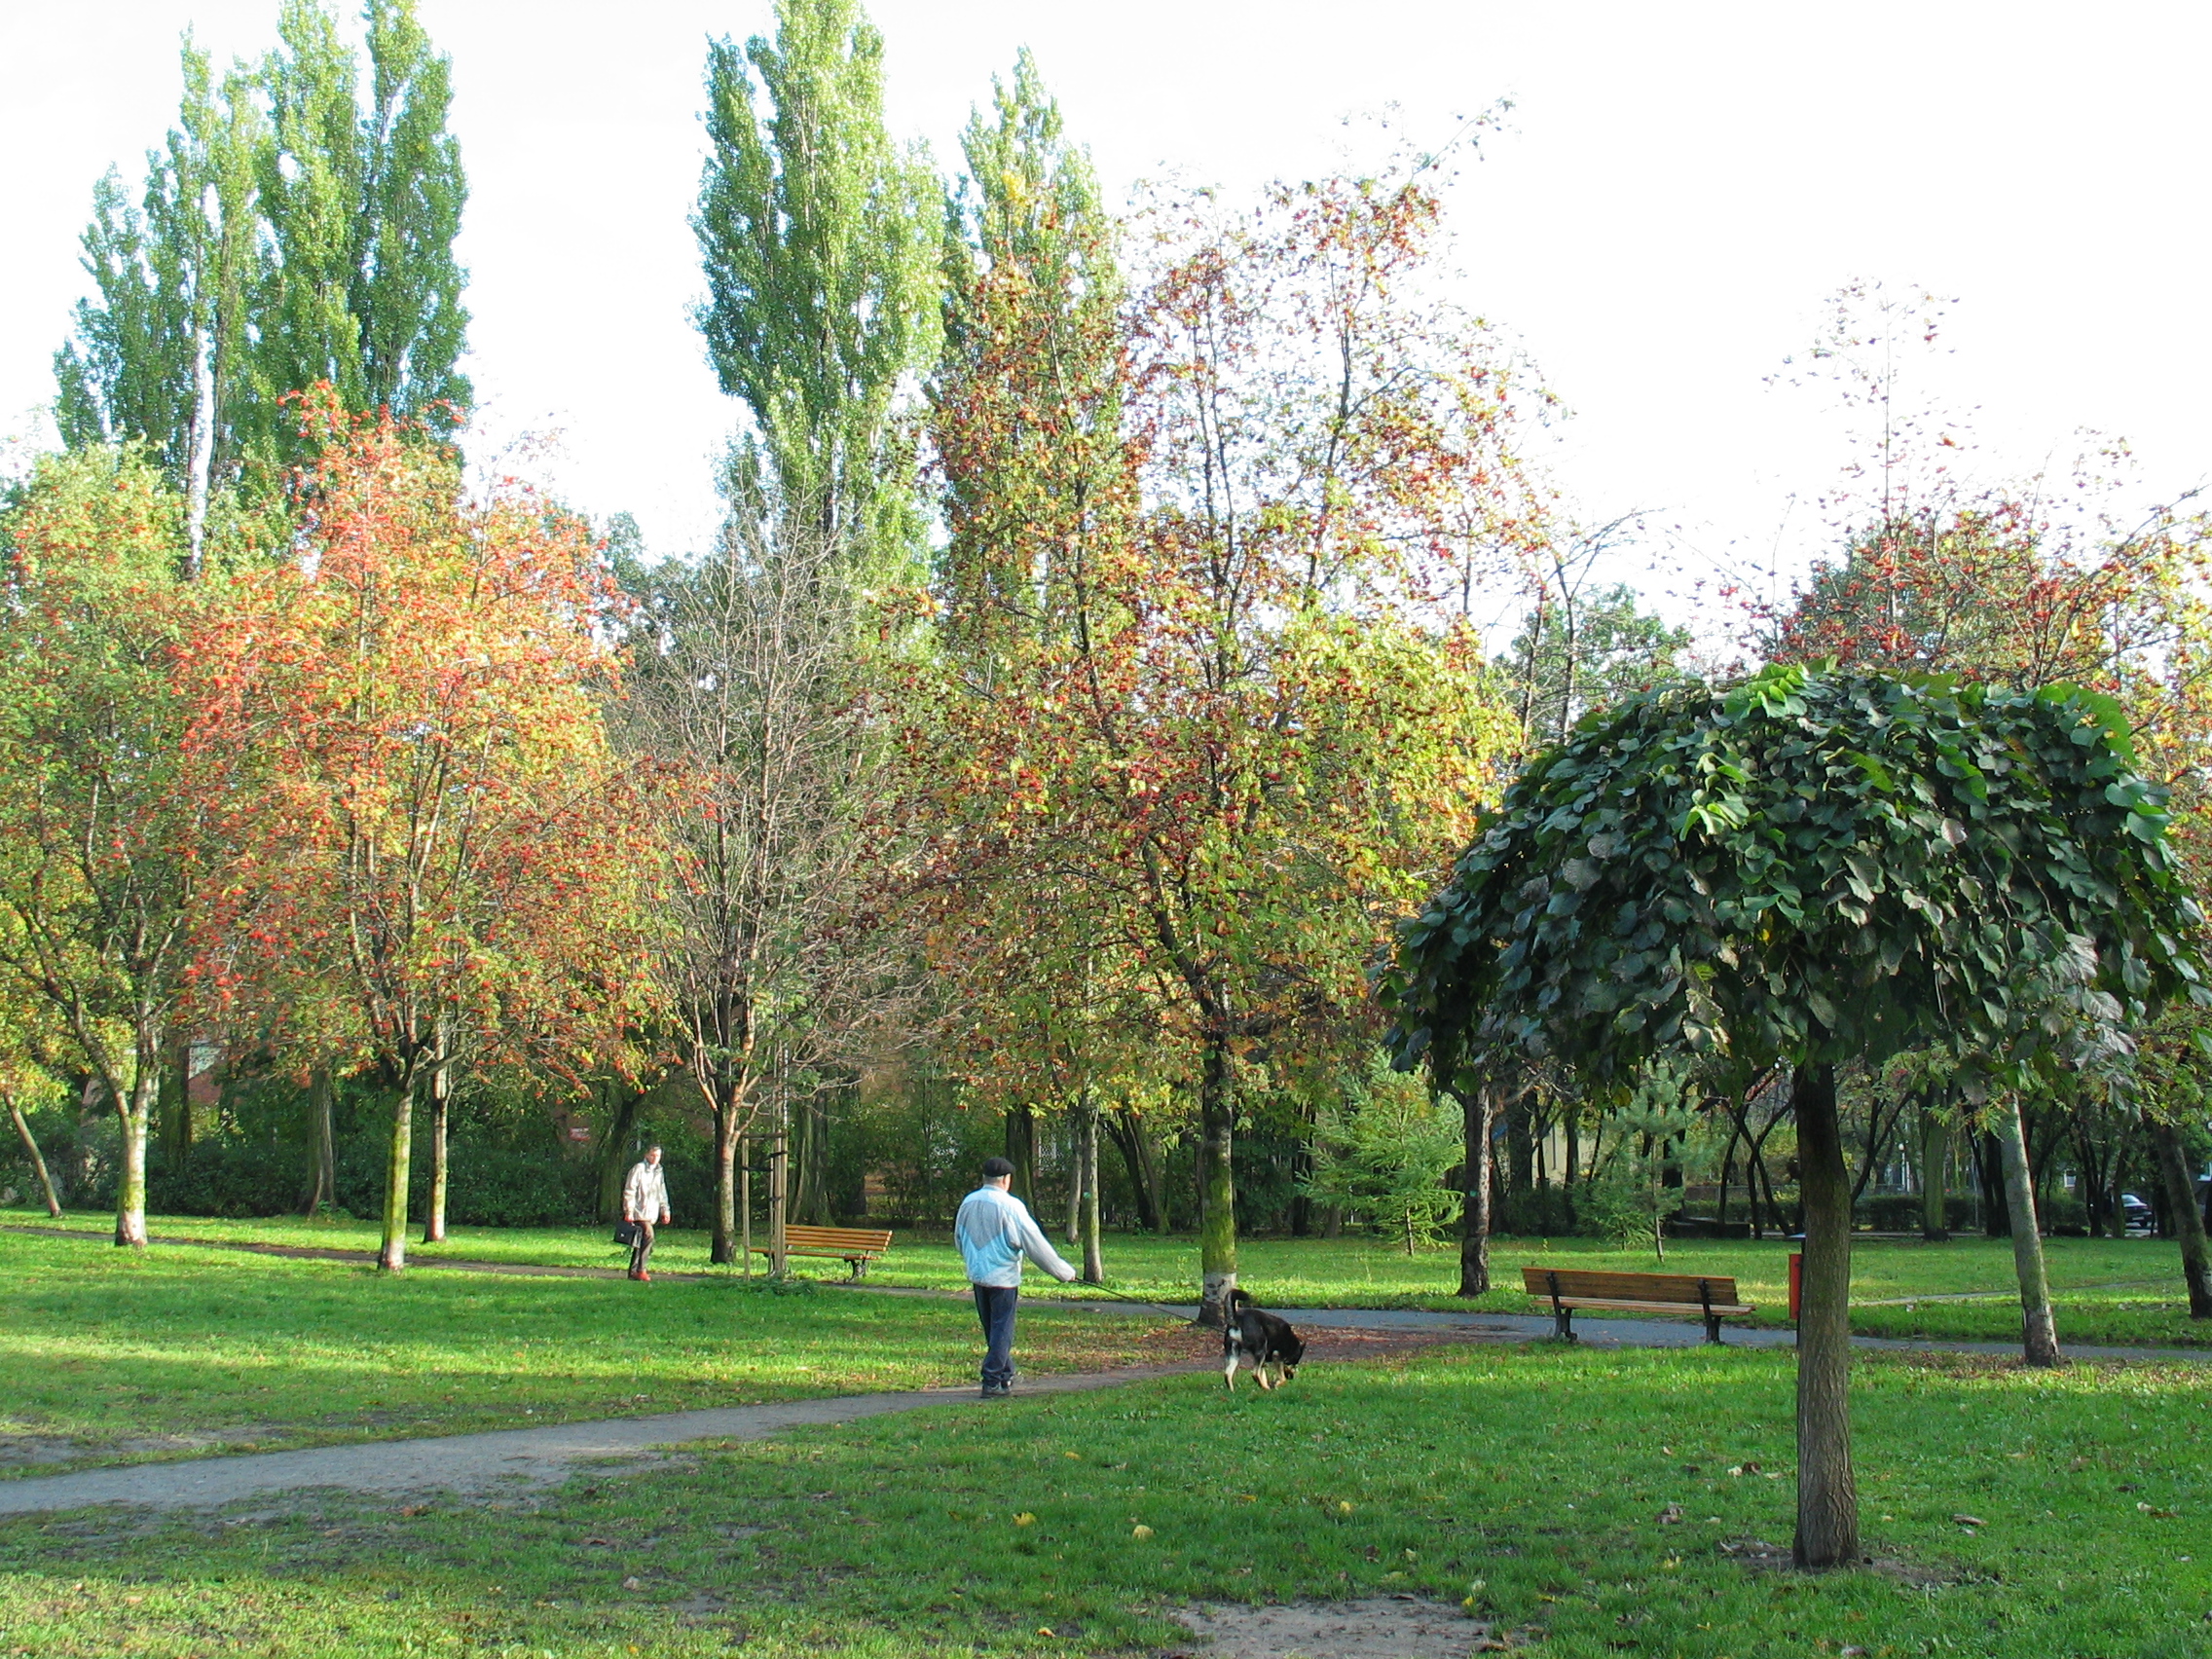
[{"xmin": 2120, "ymin": 1192, "xmax": 2155, "ymax": 1235}]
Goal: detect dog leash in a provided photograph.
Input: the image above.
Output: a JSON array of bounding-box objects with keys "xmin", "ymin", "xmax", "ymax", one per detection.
[{"xmin": 1077, "ymin": 1281, "xmax": 1203, "ymax": 1321}]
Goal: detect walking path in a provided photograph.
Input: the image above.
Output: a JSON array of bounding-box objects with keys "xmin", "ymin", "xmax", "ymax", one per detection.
[
  {"xmin": 0, "ymin": 1362, "xmax": 1211, "ymax": 1518},
  {"xmin": 2, "ymin": 1300, "xmax": 2203, "ymax": 1520},
  {"xmin": 6, "ymin": 1223, "xmax": 2207, "ymax": 1520}
]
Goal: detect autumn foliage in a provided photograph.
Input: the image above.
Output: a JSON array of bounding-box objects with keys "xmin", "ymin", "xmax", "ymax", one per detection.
[{"xmin": 179, "ymin": 401, "xmax": 654, "ymax": 1266}]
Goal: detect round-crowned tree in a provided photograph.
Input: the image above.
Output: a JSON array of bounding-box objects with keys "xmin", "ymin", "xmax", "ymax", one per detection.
[{"xmin": 1380, "ymin": 664, "xmax": 2207, "ymax": 1569}]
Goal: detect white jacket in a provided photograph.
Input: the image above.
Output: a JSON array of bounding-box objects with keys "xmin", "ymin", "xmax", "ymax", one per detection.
[
  {"xmin": 623, "ymin": 1160, "xmax": 670, "ymax": 1222},
  {"xmin": 954, "ymin": 1185, "xmax": 1076, "ymax": 1287}
]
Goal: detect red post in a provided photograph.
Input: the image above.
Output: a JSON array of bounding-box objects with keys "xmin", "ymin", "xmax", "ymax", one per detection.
[{"xmin": 1788, "ymin": 1251, "xmax": 1803, "ymax": 1322}]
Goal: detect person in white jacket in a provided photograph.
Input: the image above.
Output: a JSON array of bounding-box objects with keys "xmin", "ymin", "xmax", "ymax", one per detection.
[
  {"xmin": 954, "ymin": 1156, "xmax": 1077, "ymax": 1397},
  {"xmin": 622, "ymin": 1146, "xmax": 671, "ymax": 1281}
]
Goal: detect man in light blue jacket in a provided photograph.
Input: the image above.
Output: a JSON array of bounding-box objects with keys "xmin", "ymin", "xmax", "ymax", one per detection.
[{"xmin": 954, "ymin": 1156, "xmax": 1078, "ymax": 1398}]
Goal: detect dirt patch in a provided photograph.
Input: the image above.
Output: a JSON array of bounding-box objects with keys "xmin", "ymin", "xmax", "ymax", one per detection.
[
  {"xmin": 1168, "ymin": 1598, "xmax": 1516, "ymax": 1657},
  {"xmin": 0, "ymin": 1432, "xmax": 226, "ymax": 1475},
  {"xmin": 1719, "ymin": 1537, "xmax": 1969, "ymax": 1589}
]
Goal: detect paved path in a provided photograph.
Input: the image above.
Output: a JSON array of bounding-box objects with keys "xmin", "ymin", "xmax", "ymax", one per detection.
[
  {"xmin": 3, "ymin": 1302, "xmax": 2202, "ymax": 1520},
  {"xmin": 0, "ymin": 1362, "xmax": 1210, "ymax": 1518}
]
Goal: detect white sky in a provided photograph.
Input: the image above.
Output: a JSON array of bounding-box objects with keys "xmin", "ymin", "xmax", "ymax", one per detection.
[{"xmin": 5, "ymin": 2, "xmax": 2208, "ymax": 645}]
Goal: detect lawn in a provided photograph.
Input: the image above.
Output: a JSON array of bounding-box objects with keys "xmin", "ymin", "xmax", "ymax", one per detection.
[
  {"xmin": 0, "ymin": 1231, "xmax": 1194, "ymax": 1480},
  {"xmin": 14, "ymin": 1208, "xmax": 2211, "ymax": 1348},
  {"xmin": 0, "ymin": 1342, "xmax": 2203, "ymax": 1657}
]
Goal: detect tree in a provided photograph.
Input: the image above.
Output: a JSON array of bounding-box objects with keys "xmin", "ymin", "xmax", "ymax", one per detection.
[
  {"xmin": 179, "ymin": 405, "xmax": 648, "ymax": 1271},
  {"xmin": 0, "ymin": 448, "xmax": 202, "ymax": 1247},
  {"xmin": 1302, "ymin": 1058, "xmax": 1462, "ymax": 1255},
  {"xmin": 53, "ymin": 40, "xmax": 264, "ymax": 569},
  {"xmin": 614, "ymin": 508, "xmax": 887, "ymax": 1272},
  {"xmin": 0, "ymin": 971, "xmax": 70, "ymax": 1220},
  {"xmin": 904, "ymin": 140, "xmax": 1531, "ymax": 1323},
  {"xmin": 251, "ymin": 0, "xmax": 469, "ymax": 457},
  {"xmin": 1382, "ymin": 665, "xmax": 2207, "ymax": 1568},
  {"xmin": 55, "ymin": 2, "xmax": 471, "ymax": 500},
  {"xmin": 693, "ymin": 0, "xmax": 938, "ymax": 567},
  {"xmin": 1499, "ymin": 576, "xmax": 1689, "ymax": 750}
]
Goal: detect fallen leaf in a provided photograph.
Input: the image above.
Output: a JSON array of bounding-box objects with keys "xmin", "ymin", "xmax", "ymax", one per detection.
[
  {"xmin": 1014, "ymin": 1512, "xmax": 1036, "ymax": 1527},
  {"xmin": 621, "ymin": 1576, "xmax": 643, "ymax": 1591},
  {"xmin": 1131, "ymin": 1525, "xmax": 1154, "ymax": 1539},
  {"xmin": 582, "ymin": 1537, "xmax": 615, "ymax": 1547},
  {"xmin": 1657, "ymin": 1503, "xmax": 1685, "ymax": 1525},
  {"xmin": 1952, "ymin": 1514, "xmax": 1986, "ymax": 1528}
]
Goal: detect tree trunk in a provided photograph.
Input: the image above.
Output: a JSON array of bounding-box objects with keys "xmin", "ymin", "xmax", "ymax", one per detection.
[
  {"xmin": 1918, "ymin": 1103, "xmax": 1949, "ymax": 1241},
  {"xmin": 1195, "ymin": 1033, "xmax": 1237, "ymax": 1327},
  {"xmin": 768, "ymin": 1088, "xmax": 789, "ymax": 1277},
  {"xmin": 1005, "ymin": 1103, "xmax": 1037, "ymax": 1207},
  {"xmin": 1994, "ymin": 1094, "xmax": 2061, "ymax": 1366},
  {"xmin": 308, "ymin": 1067, "xmax": 336, "ymax": 1216},
  {"xmin": 378, "ymin": 1083, "xmax": 412, "ymax": 1272},
  {"xmin": 712, "ymin": 1093, "xmax": 741, "ymax": 1266},
  {"xmin": 596, "ymin": 1085, "xmax": 642, "ymax": 1224},
  {"xmin": 2145, "ymin": 1114, "xmax": 2212, "ymax": 1319},
  {"xmin": 1106, "ymin": 1109, "xmax": 1161, "ymax": 1233},
  {"xmin": 1457, "ymin": 1080, "xmax": 1494, "ymax": 1297},
  {"xmin": 1064, "ymin": 1112, "xmax": 1084, "ymax": 1245},
  {"xmin": 1977, "ymin": 1132, "xmax": 2009, "ymax": 1236},
  {"xmin": 1079, "ymin": 1098, "xmax": 1103, "ymax": 1284},
  {"xmin": 114, "ymin": 1107, "xmax": 150, "ymax": 1246},
  {"xmin": 6, "ymin": 1092, "xmax": 63, "ymax": 1218},
  {"xmin": 161, "ymin": 1035, "xmax": 193, "ymax": 1167},
  {"xmin": 1716, "ymin": 1111, "xmax": 1739, "ymax": 1231},
  {"xmin": 421, "ymin": 1044, "xmax": 451, "ymax": 1245},
  {"xmin": 1791, "ymin": 1059, "xmax": 1859, "ymax": 1570},
  {"xmin": 1504, "ymin": 1096, "xmax": 1533, "ymax": 1232}
]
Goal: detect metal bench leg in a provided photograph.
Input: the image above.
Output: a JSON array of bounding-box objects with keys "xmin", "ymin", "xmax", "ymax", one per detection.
[
  {"xmin": 1700, "ymin": 1279, "xmax": 1720, "ymax": 1345},
  {"xmin": 1555, "ymin": 1306, "xmax": 1574, "ymax": 1342},
  {"xmin": 1705, "ymin": 1313, "xmax": 1722, "ymax": 1345}
]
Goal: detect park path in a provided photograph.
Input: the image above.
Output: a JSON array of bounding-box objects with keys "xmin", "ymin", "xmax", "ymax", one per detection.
[
  {"xmin": 0, "ymin": 1361, "xmax": 1215, "ymax": 1518},
  {"xmin": 1, "ymin": 1301, "xmax": 2205, "ymax": 1519}
]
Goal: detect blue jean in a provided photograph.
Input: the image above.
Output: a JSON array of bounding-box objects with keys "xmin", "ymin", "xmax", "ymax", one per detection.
[{"xmin": 972, "ymin": 1283, "xmax": 1019, "ymax": 1389}]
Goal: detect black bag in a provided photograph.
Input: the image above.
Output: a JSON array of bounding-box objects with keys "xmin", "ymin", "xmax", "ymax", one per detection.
[{"xmin": 613, "ymin": 1219, "xmax": 641, "ymax": 1248}]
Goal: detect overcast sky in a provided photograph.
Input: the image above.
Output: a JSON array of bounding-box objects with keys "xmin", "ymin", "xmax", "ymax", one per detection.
[{"xmin": 5, "ymin": 2, "xmax": 2207, "ymax": 639}]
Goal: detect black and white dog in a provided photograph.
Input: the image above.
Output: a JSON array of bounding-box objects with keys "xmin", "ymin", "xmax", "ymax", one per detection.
[{"xmin": 1222, "ymin": 1287, "xmax": 1306, "ymax": 1391}]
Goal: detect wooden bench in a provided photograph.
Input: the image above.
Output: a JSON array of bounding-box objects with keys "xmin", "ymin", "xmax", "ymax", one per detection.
[
  {"xmin": 750, "ymin": 1225, "xmax": 894, "ymax": 1277},
  {"xmin": 1523, "ymin": 1266, "xmax": 1752, "ymax": 1345}
]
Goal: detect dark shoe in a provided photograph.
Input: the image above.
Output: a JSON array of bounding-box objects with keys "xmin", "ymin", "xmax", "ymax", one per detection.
[{"xmin": 980, "ymin": 1384, "xmax": 1011, "ymax": 1400}]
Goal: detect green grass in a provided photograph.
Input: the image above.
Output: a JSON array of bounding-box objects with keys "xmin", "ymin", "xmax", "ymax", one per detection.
[
  {"xmin": 0, "ymin": 1232, "xmax": 1193, "ymax": 1479},
  {"xmin": 16, "ymin": 1206, "xmax": 2207, "ymax": 1347},
  {"xmin": 2, "ymin": 1343, "xmax": 2205, "ymax": 1656}
]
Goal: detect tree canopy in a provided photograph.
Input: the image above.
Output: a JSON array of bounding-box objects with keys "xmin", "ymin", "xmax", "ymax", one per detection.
[
  {"xmin": 1381, "ymin": 661, "xmax": 2210, "ymax": 1569},
  {"xmin": 1382, "ymin": 664, "xmax": 2208, "ymax": 1099}
]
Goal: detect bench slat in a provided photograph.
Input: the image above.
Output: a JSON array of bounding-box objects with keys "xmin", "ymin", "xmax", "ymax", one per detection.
[{"xmin": 1547, "ymin": 1296, "xmax": 1753, "ymax": 1316}]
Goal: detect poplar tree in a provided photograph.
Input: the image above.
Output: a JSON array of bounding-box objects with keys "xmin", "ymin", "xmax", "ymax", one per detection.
[
  {"xmin": 54, "ymin": 1, "xmax": 470, "ymax": 516},
  {"xmin": 53, "ymin": 43, "xmax": 264, "ymax": 570},
  {"xmin": 252, "ymin": 0, "xmax": 469, "ymax": 456},
  {"xmin": 692, "ymin": 0, "xmax": 940, "ymax": 566}
]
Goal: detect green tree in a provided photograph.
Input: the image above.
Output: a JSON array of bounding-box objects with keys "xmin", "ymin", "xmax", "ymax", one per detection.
[
  {"xmin": 1382, "ymin": 664, "xmax": 2208, "ymax": 1568},
  {"xmin": 931, "ymin": 48, "xmax": 1125, "ymax": 656},
  {"xmin": 53, "ymin": 40, "xmax": 264, "ymax": 569},
  {"xmin": 1302, "ymin": 1059, "xmax": 1463, "ymax": 1255},
  {"xmin": 55, "ymin": 1, "xmax": 470, "ymax": 507},
  {"xmin": 0, "ymin": 449, "xmax": 203, "ymax": 1248},
  {"xmin": 252, "ymin": 0, "xmax": 469, "ymax": 455},
  {"xmin": 1499, "ymin": 578, "xmax": 1689, "ymax": 748},
  {"xmin": 693, "ymin": 0, "xmax": 939, "ymax": 567}
]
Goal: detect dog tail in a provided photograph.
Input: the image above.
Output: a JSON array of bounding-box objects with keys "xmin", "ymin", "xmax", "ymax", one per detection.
[{"xmin": 1228, "ymin": 1286, "xmax": 1253, "ymax": 1309}]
